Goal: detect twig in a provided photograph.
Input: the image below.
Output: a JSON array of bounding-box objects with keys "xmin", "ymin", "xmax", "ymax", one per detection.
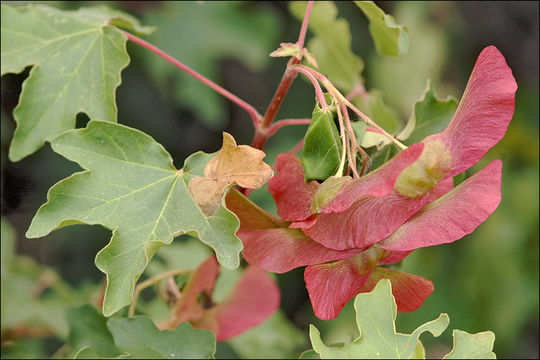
[
  {"xmin": 265, "ymin": 118, "xmax": 311, "ymax": 136},
  {"xmin": 293, "ymin": 66, "xmax": 329, "ymax": 109},
  {"xmin": 128, "ymin": 269, "xmax": 192, "ymax": 317},
  {"xmin": 342, "ymin": 103, "xmax": 360, "ymax": 178},
  {"xmin": 119, "ymin": 29, "xmax": 262, "ymax": 128},
  {"xmin": 334, "ymin": 103, "xmax": 348, "ymax": 177},
  {"xmin": 252, "ymin": 1, "xmax": 315, "ymax": 150},
  {"xmin": 296, "ymin": 1, "xmax": 314, "ymax": 49}
]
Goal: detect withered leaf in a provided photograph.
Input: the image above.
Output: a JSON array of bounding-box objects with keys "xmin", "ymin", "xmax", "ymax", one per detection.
[{"xmin": 189, "ymin": 132, "xmax": 273, "ymax": 216}]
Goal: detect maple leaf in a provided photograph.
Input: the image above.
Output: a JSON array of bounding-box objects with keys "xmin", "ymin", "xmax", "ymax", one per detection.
[
  {"xmin": 307, "ymin": 280, "xmax": 497, "ymax": 359},
  {"xmin": 188, "ymin": 132, "xmax": 273, "ymax": 216},
  {"xmin": 1, "ymin": 4, "xmax": 151, "ymax": 161},
  {"xmin": 159, "ymin": 256, "xmax": 280, "ymax": 341},
  {"xmin": 26, "ymin": 121, "xmax": 243, "ymax": 316},
  {"xmin": 309, "ymin": 279, "xmax": 449, "ymax": 359}
]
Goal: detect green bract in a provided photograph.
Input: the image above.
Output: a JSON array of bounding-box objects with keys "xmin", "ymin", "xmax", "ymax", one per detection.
[
  {"xmin": 302, "ymin": 104, "xmax": 342, "ymax": 181},
  {"xmin": 26, "ymin": 121, "xmax": 243, "ymax": 316},
  {"xmin": 1, "ymin": 4, "xmax": 149, "ymax": 161}
]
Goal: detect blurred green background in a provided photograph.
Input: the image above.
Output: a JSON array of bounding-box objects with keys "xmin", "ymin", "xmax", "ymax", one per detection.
[{"xmin": 1, "ymin": 1, "xmax": 538, "ymax": 358}]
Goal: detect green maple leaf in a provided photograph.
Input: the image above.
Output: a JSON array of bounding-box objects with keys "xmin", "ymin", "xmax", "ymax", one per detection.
[
  {"xmin": 1, "ymin": 4, "xmax": 151, "ymax": 161},
  {"xmin": 309, "ymin": 279, "xmax": 449, "ymax": 359},
  {"xmin": 107, "ymin": 318, "xmax": 215, "ymax": 359},
  {"xmin": 355, "ymin": 1, "xmax": 409, "ymax": 57},
  {"xmin": 26, "ymin": 121, "xmax": 243, "ymax": 316},
  {"xmin": 71, "ymin": 309, "xmax": 216, "ymax": 359}
]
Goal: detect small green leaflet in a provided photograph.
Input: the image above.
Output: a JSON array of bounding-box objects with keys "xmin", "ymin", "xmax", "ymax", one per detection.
[
  {"xmin": 355, "ymin": 1, "xmax": 409, "ymax": 57},
  {"xmin": 398, "ymin": 79, "xmax": 458, "ymax": 144},
  {"xmin": 1, "ymin": 4, "xmax": 151, "ymax": 161},
  {"xmin": 290, "ymin": 1, "xmax": 364, "ymax": 93},
  {"xmin": 70, "ymin": 306, "xmax": 216, "ymax": 359},
  {"xmin": 302, "ymin": 103, "xmax": 342, "ymax": 181},
  {"xmin": 307, "ymin": 279, "xmax": 497, "ymax": 359},
  {"xmin": 26, "ymin": 121, "xmax": 243, "ymax": 316},
  {"xmin": 443, "ymin": 330, "xmax": 496, "ymax": 359}
]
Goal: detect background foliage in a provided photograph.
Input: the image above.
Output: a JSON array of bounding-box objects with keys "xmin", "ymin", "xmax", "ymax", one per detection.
[{"xmin": 1, "ymin": 1, "xmax": 538, "ymax": 358}]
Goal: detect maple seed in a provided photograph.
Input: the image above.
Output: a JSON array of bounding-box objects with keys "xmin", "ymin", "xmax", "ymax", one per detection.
[{"xmin": 189, "ymin": 132, "xmax": 273, "ymax": 216}]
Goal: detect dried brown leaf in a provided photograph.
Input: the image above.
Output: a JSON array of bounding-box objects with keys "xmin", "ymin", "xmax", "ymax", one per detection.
[{"xmin": 189, "ymin": 132, "xmax": 273, "ymax": 216}]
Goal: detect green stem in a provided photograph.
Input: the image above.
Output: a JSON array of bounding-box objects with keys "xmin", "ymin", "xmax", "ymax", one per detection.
[{"xmin": 128, "ymin": 269, "xmax": 192, "ymax": 317}]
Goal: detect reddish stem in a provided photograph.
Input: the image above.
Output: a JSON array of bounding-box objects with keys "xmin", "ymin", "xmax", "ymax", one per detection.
[
  {"xmin": 293, "ymin": 66, "xmax": 329, "ymax": 109},
  {"xmin": 297, "ymin": 1, "xmax": 314, "ymax": 48},
  {"xmin": 253, "ymin": 57, "xmax": 300, "ymax": 149},
  {"xmin": 366, "ymin": 126, "xmax": 385, "ymax": 135},
  {"xmin": 289, "ymin": 138, "xmax": 305, "ymax": 155},
  {"xmin": 346, "ymin": 83, "xmax": 367, "ymax": 101},
  {"xmin": 292, "ymin": 65, "xmax": 407, "ymax": 150},
  {"xmin": 252, "ymin": 1, "xmax": 315, "ymax": 150},
  {"xmin": 118, "ymin": 29, "xmax": 262, "ymax": 128},
  {"xmin": 266, "ymin": 118, "xmax": 311, "ymax": 136}
]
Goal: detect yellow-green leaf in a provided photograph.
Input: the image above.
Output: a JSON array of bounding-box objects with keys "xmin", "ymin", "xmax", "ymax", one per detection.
[{"xmin": 309, "ymin": 279, "xmax": 449, "ymax": 359}]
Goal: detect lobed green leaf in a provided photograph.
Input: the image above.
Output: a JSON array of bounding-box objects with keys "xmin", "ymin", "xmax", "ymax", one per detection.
[
  {"xmin": 71, "ymin": 312, "xmax": 216, "ymax": 359},
  {"xmin": 1, "ymin": 4, "xmax": 145, "ymax": 161},
  {"xmin": 107, "ymin": 318, "xmax": 216, "ymax": 359},
  {"xmin": 26, "ymin": 121, "xmax": 243, "ymax": 316},
  {"xmin": 67, "ymin": 305, "xmax": 118, "ymax": 358},
  {"xmin": 355, "ymin": 1, "xmax": 409, "ymax": 57},
  {"xmin": 308, "ymin": 279, "xmax": 449, "ymax": 359}
]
